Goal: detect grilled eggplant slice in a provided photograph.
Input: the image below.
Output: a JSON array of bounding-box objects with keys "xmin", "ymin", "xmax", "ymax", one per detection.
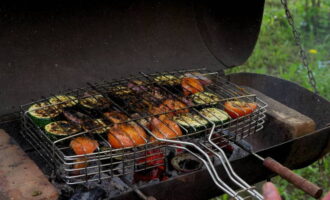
[
  {"xmin": 49, "ymin": 95, "xmax": 78, "ymax": 108},
  {"xmin": 82, "ymin": 119, "xmax": 109, "ymax": 134},
  {"xmin": 173, "ymin": 113, "xmax": 208, "ymax": 133},
  {"xmin": 191, "ymin": 92, "xmax": 220, "ymax": 106},
  {"xmin": 45, "ymin": 121, "xmax": 81, "ymax": 139},
  {"xmin": 28, "ymin": 102, "xmax": 62, "ymax": 127},
  {"xmin": 200, "ymin": 107, "xmax": 230, "ymax": 125}
]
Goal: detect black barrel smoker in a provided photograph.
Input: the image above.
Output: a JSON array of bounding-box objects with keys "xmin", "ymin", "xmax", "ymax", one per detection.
[{"xmin": 0, "ymin": 0, "xmax": 329, "ymax": 199}]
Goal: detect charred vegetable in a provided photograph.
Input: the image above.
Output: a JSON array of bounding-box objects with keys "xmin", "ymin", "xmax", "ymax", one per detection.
[
  {"xmin": 70, "ymin": 137, "xmax": 99, "ymax": 155},
  {"xmin": 173, "ymin": 113, "xmax": 208, "ymax": 132},
  {"xmin": 104, "ymin": 111, "xmax": 129, "ymax": 124},
  {"xmin": 183, "ymin": 72, "xmax": 213, "ymax": 85},
  {"xmin": 191, "ymin": 92, "xmax": 220, "ymax": 106},
  {"xmin": 49, "ymin": 95, "xmax": 78, "ymax": 108},
  {"xmin": 181, "ymin": 77, "xmax": 204, "ymax": 96},
  {"xmin": 149, "ymin": 99, "xmax": 189, "ymax": 119},
  {"xmin": 108, "ymin": 85, "xmax": 132, "ymax": 96},
  {"xmin": 108, "ymin": 123, "xmax": 147, "ymax": 148},
  {"xmin": 154, "ymin": 75, "xmax": 180, "ymax": 86},
  {"xmin": 200, "ymin": 107, "xmax": 230, "ymax": 125},
  {"xmin": 224, "ymin": 101, "xmax": 257, "ymax": 119},
  {"xmin": 82, "ymin": 119, "xmax": 109, "ymax": 134},
  {"xmin": 150, "ymin": 117, "xmax": 182, "ymax": 142},
  {"xmin": 28, "ymin": 102, "xmax": 62, "ymax": 127},
  {"xmin": 79, "ymin": 95, "xmax": 110, "ymax": 110},
  {"xmin": 45, "ymin": 121, "xmax": 81, "ymax": 139}
]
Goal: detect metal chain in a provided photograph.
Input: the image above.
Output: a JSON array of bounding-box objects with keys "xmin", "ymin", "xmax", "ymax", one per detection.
[{"xmin": 280, "ymin": 0, "xmax": 319, "ymax": 94}]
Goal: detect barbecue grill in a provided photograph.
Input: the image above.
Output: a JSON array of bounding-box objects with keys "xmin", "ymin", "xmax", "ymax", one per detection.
[{"xmin": 0, "ymin": 0, "xmax": 330, "ymax": 200}]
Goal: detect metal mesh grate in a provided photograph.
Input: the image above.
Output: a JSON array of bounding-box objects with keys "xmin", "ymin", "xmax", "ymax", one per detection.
[{"xmin": 20, "ymin": 68, "xmax": 267, "ymax": 185}]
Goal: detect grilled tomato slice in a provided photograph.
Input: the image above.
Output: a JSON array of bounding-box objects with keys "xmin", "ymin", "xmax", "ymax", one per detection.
[
  {"xmin": 181, "ymin": 77, "xmax": 204, "ymax": 96},
  {"xmin": 108, "ymin": 123, "xmax": 147, "ymax": 148},
  {"xmin": 224, "ymin": 101, "xmax": 257, "ymax": 119},
  {"xmin": 150, "ymin": 117, "xmax": 182, "ymax": 142},
  {"xmin": 149, "ymin": 99, "xmax": 189, "ymax": 119},
  {"xmin": 70, "ymin": 137, "xmax": 99, "ymax": 155}
]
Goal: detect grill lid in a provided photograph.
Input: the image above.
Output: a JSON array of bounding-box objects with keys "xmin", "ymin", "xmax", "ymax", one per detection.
[{"xmin": 0, "ymin": 0, "xmax": 264, "ymax": 116}]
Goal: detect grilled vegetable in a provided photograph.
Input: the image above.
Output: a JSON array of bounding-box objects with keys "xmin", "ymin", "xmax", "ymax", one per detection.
[
  {"xmin": 191, "ymin": 92, "xmax": 220, "ymax": 106},
  {"xmin": 150, "ymin": 117, "xmax": 182, "ymax": 142},
  {"xmin": 82, "ymin": 119, "xmax": 109, "ymax": 134},
  {"xmin": 181, "ymin": 77, "xmax": 204, "ymax": 96},
  {"xmin": 70, "ymin": 137, "xmax": 99, "ymax": 155},
  {"xmin": 79, "ymin": 95, "xmax": 110, "ymax": 110},
  {"xmin": 28, "ymin": 102, "xmax": 62, "ymax": 127},
  {"xmin": 127, "ymin": 80, "xmax": 147, "ymax": 93},
  {"xmin": 109, "ymin": 85, "xmax": 132, "ymax": 96},
  {"xmin": 63, "ymin": 108, "xmax": 89, "ymax": 125},
  {"xmin": 173, "ymin": 113, "xmax": 208, "ymax": 132},
  {"xmin": 183, "ymin": 72, "xmax": 212, "ymax": 85},
  {"xmin": 45, "ymin": 121, "xmax": 81, "ymax": 139},
  {"xmin": 154, "ymin": 75, "xmax": 180, "ymax": 86},
  {"xmin": 200, "ymin": 107, "xmax": 230, "ymax": 125},
  {"xmin": 49, "ymin": 95, "xmax": 78, "ymax": 108},
  {"xmin": 108, "ymin": 123, "xmax": 147, "ymax": 148},
  {"xmin": 104, "ymin": 111, "xmax": 129, "ymax": 124},
  {"xmin": 224, "ymin": 101, "xmax": 257, "ymax": 119},
  {"xmin": 131, "ymin": 113, "xmax": 150, "ymax": 129},
  {"xmin": 149, "ymin": 99, "xmax": 189, "ymax": 119}
]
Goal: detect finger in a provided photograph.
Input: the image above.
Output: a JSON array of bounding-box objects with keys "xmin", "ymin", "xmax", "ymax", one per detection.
[
  {"xmin": 262, "ymin": 182, "xmax": 282, "ymax": 200},
  {"xmin": 322, "ymin": 191, "xmax": 330, "ymax": 200}
]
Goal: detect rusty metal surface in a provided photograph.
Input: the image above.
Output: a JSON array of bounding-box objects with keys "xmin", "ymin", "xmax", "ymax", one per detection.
[
  {"xmin": 0, "ymin": 0, "xmax": 264, "ymax": 116},
  {"xmin": 229, "ymin": 73, "xmax": 330, "ymax": 129}
]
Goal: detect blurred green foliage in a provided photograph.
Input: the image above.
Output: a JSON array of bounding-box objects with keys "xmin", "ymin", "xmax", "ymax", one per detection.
[
  {"xmin": 227, "ymin": 0, "xmax": 330, "ymax": 100},
  {"xmin": 218, "ymin": 0, "xmax": 330, "ymax": 199}
]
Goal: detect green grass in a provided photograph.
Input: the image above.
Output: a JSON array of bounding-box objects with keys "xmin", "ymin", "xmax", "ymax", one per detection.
[{"xmin": 218, "ymin": 0, "xmax": 330, "ymax": 199}]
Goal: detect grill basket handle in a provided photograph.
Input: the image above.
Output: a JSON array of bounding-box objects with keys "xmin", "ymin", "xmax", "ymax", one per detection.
[{"xmin": 263, "ymin": 157, "xmax": 323, "ymax": 199}]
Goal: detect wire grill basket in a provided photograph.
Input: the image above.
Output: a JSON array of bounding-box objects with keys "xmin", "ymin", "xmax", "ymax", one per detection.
[{"xmin": 20, "ymin": 68, "xmax": 267, "ymax": 189}]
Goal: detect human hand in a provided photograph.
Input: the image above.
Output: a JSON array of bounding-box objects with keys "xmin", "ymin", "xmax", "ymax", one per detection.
[{"xmin": 262, "ymin": 182, "xmax": 330, "ymax": 200}]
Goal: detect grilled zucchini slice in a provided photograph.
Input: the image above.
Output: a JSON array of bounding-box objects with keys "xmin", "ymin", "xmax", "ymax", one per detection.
[
  {"xmin": 79, "ymin": 95, "xmax": 110, "ymax": 110},
  {"xmin": 45, "ymin": 121, "xmax": 81, "ymax": 139},
  {"xmin": 174, "ymin": 113, "xmax": 208, "ymax": 133},
  {"xmin": 191, "ymin": 92, "xmax": 220, "ymax": 106},
  {"xmin": 109, "ymin": 86, "xmax": 132, "ymax": 96},
  {"xmin": 49, "ymin": 95, "xmax": 78, "ymax": 108},
  {"xmin": 154, "ymin": 75, "xmax": 180, "ymax": 86},
  {"xmin": 28, "ymin": 102, "xmax": 62, "ymax": 127},
  {"xmin": 200, "ymin": 108, "xmax": 230, "ymax": 125}
]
